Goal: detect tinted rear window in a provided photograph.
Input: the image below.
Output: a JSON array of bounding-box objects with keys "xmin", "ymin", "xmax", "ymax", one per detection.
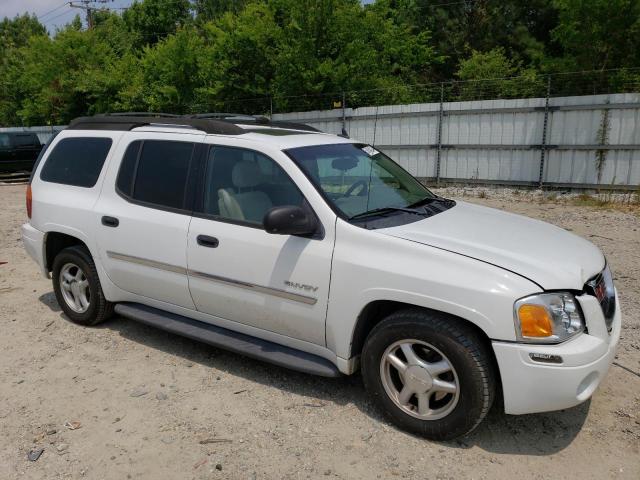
[
  {"xmin": 40, "ymin": 137, "xmax": 112, "ymax": 187},
  {"xmin": 13, "ymin": 134, "xmax": 39, "ymax": 147},
  {"xmin": 127, "ymin": 140, "xmax": 195, "ymax": 210}
]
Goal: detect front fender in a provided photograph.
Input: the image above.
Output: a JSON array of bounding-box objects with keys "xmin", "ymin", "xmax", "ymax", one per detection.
[{"xmin": 326, "ymin": 220, "xmax": 541, "ymax": 359}]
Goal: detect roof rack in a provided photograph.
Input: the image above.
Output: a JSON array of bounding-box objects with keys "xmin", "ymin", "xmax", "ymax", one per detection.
[
  {"xmin": 68, "ymin": 115, "xmax": 245, "ymax": 135},
  {"xmin": 186, "ymin": 112, "xmax": 257, "ymax": 120},
  {"xmin": 183, "ymin": 113, "xmax": 321, "ymax": 132},
  {"xmin": 67, "ymin": 113, "xmax": 321, "ymax": 135},
  {"xmin": 104, "ymin": 112, "xmax": 181, "ymax": 118}
]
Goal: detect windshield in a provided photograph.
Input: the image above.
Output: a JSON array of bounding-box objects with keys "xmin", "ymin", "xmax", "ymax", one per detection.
[{"xmin": 286, "ymin": 143, "xmax": 435, "ymax": 219}]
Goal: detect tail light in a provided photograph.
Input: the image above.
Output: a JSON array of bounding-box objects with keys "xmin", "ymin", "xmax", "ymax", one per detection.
[{"xmin": 26, "ymin": 184, "xmax": 32, "ymax": 219}]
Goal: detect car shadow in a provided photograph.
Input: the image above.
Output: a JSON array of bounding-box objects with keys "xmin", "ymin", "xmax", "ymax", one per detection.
[
  {"xmin": 39, "ymin": 291, "xmax": 62, "ymax": 312},
  {"xmin": 40, "ymin": 294, "xmax": 589, "ymax": 455},
  {"xmin": 448, "ymin": 400, "xmax": 590, "ymax": 454}
]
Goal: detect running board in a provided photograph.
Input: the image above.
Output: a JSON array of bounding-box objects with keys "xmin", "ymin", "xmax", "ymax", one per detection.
[{"xmin": 113, "ymin": 303, "xmax": 341, "ymax": 377}]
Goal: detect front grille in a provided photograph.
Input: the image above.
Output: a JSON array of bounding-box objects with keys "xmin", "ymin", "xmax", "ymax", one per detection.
[{"xmin": 585, "ymin": 264, "xmax": 616, "ymax": 333}]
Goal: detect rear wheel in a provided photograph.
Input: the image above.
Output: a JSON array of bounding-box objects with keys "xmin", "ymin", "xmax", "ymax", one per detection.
[
  {"xmin": 361, "ymin": 309, "xmax": 496, "ymax": 440},
  {"xmin": 52, "ymin": 245, "xmax": 113, "ymax": 326}
]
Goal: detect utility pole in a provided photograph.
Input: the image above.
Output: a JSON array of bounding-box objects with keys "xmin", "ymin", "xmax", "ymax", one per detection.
[{"xmin": 69, "ymin": 1, "xmax": 113, "ymax": 30}]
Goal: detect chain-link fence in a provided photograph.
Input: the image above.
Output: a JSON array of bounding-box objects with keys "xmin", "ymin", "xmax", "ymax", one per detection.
[{"xmin": 185, "ymin": 69, "xmax": 640, "ymax": 117}]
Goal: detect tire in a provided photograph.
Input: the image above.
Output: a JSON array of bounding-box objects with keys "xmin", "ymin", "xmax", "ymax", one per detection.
[
  {"xmin": 361, "ymin": 309, "xmax": 496, "ymax": 441},
  {"xmin": 52, "ymin": 245, "xmax": 113, "ymax": 326}
]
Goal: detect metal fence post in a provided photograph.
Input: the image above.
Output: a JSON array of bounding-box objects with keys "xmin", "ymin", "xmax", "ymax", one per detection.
[
  {"xmin": 596, "ymin": 98, "xmax": 610, "ymax": 185},
  {"xmin": 538, "ymin": 76, "xmax": 551, "ymax": 188},
  {"xmin": 341, "ymin": 91, "xmax": 346, "ymax": 136},
  {"xmin": 435, "ymin": 83, "xmax": 445, "ymax": 185}
]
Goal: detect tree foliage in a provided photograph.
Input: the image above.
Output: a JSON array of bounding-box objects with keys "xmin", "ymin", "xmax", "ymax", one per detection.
[{"xmin": 0, "ymin": 0, "xmax": 638, "ymax": 125}]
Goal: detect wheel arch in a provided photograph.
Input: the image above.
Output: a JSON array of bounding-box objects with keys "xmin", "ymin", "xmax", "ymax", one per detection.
[
  {"xmin": 350, "ymin": 300, "xmax": 496, "ymax": 365},
  {"xmin": 44, "ymin": 231, "xmax": 91, "ymax": 272}
]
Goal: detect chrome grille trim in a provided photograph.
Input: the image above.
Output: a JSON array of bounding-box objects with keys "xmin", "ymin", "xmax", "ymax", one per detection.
[{"xmin": 585, "ymin": 264, "xmax": 616, "ymax": 333}]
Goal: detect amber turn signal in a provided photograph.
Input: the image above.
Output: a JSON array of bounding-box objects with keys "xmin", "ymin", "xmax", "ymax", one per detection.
[{"xmin": 518, "ymin": 304, "xmax": 553, "ymax": 337}]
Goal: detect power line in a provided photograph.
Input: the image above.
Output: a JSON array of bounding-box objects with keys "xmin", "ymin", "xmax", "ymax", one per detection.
[
  {"xmin": 69, "ymin": 1, "xmax": 113, "ymax": 29},
  {"xmin": 44, "ymin": 7, "xmax": 78, "ymax": 25},
  {"xmin": 37, "ymin": 2, "xmax": 70, "ymax": 21}
]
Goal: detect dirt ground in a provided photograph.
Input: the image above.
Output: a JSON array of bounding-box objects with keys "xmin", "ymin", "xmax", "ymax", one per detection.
[{"xmin": 1, "ymin": 184, "xmax": 639, "ymax": 480}]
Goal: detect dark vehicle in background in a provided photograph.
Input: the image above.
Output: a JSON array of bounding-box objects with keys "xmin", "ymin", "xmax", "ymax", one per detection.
[{"xmin": 0, "ymin": 132, "xmax": 43, "ymax": 173}]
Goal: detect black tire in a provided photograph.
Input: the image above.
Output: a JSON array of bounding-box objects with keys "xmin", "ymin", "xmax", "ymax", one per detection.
[
  {"xmin": 361, "ymin": 309, "xmax": 496, "ymax": 441},
  {"xmin": 52, "ymin": 245, "xmax": 114, "ymax": 326}
]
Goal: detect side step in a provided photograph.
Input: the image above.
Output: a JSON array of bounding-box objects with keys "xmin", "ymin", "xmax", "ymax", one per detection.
[{"xmin": 113, "ymin": 303, "xmax": 341, "ymax": 377}]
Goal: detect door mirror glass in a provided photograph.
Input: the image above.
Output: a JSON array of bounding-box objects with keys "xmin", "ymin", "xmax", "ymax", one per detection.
[{"xmin": 263, "ymin": 205, "xmax": 317, "ymax": 236}]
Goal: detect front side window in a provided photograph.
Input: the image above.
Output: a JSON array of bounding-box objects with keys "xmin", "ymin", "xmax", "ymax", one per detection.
[
  {"xmin": 40, "ymin": 137, "xmax": 113, "ymax": 188},
  {"xmin": 200, "ymin": 146, "xmax": 303, "ymax": 225},
  {"xmin": 116, "ymin": 140, "xmax": 195, "ymax": 210},
  {"xmin": 286, "ymin": 143, "xmax": 435, "ymax": 219}
]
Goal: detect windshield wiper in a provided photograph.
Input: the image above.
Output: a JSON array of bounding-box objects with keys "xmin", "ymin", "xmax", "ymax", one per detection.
[
  {"xmin": 407, "ymin": 196, "xmax": 440, "ymax": 208},
  {"xmin": 348, "ymin": 206, "xmax": 428, "ymax": 221}
]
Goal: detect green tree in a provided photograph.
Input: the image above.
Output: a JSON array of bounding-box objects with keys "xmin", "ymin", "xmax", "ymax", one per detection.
[
  {"xmin": 193, "ymin": 0, "xmax": 249, "ymax": 22},
  {"xmin": 551, "ymin": 0, "xmax": 640, "ymax": 72},
  {"xmin": 132, "ymin": 27, "xmax": 211, "ymax": 113},
  {"xmin": 13, "ymin": 21, "xmax": 134, "ymax": 125},
  {"xmin": 0, "ymin": 14, "xmax": 48, "ymax": 125},
  {"xmin": 377, "ymin": 0, "xmax": 558, "ymax": 81},
  {"xmin": 0, "ymin": 13, "xmax": 46, "ymax": 54},
  {"xmin": 456, "ymin": 48, "xmax": 544, "ymax": 99},
  {"xmin": 124, "ymin": 0, "xmax": 193, "ymax": 45}
]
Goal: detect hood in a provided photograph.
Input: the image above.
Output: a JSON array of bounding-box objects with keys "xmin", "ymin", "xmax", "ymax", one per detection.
[{"xmin": 378, "ymin": 201, "xmax": 604, "ymax": 290}]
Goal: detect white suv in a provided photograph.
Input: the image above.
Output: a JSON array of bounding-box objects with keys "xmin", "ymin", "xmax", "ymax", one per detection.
[{"xmin": 22, "ymin": 114, "xmax": 621, "ymax": 440}]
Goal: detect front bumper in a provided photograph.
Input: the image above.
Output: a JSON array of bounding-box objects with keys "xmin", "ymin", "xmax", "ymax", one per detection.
[
  {"xmin": 493, "ymin": 292, "xmax": 621, "ymax": 415},
  {"xmin": 21, "ymin": 223, "xmax": 49, "ymax": 278}
]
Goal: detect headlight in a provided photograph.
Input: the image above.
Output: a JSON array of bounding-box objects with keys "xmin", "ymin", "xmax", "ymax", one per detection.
[{"xmin": 514, "ymin": 293, "xmax": 584, "ymax": 343}]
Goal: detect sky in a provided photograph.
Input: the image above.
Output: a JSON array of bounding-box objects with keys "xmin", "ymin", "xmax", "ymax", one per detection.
[
  {"xmin": 1, "ymin": 0, "xmax": 376, "ymax": 33},
  {"xmin": 0, "ymin": 0, "xmax": 135, "ymax": 33}
]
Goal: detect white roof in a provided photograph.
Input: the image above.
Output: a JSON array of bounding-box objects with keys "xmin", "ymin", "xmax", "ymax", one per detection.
[
  {"xmin": 127, "ymin": 123, "xmax": 355, "ymax": 150},
  {"xmin": 230, "ymin": 125, "xmax": 354, "ymax": 150}
]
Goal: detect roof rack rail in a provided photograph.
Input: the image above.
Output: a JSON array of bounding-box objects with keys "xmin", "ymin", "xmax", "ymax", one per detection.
[
  {"xmin": 255, "ymin": 120, "xmax": 320, "ymax": 133},
  {"xmin": 105, "ymin": 112, "xmax": 181, "ymax": 118},
  {"xmin": 68, "ymin": 115, "xmax": 245, "ymax": 135},
  {"xmin": 182, "ymin": 113, "xmax": 320, "ymax": 132},
  {"xmin": 185, "ymin": 112, "xmax": 257, "ymax": 120},
  {"xmin": 67, "ymin": 113, "xmax": 321, "ymax": 135}
]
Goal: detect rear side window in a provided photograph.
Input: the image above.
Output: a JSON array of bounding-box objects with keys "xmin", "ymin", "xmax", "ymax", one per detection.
[
  {"xmin": 116, "ymin": 140, "xmax": 195, "ymax": 211},
  {"xmin": 0, "ymin": 133, "xmax": 10, "ymax": 148},
  {"xmin": 40, "ymin": 137, "xmax": 112, "ymax": 187}
]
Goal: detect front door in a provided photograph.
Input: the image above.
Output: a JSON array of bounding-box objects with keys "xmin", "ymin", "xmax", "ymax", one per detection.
[{"xmin": 186, "ymin": 145, "xmax": 334, "ymax": 345}]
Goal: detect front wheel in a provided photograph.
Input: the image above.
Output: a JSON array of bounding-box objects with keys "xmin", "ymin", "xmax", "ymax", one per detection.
[{"xmin": 361, "ymin": 309, "xmax": 496, "ymax": 440}]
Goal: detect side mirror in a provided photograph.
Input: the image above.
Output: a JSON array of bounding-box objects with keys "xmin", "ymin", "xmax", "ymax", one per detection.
[{"xmin": 263, "ymin": 205, "xmax": 317, "ymax": 236}]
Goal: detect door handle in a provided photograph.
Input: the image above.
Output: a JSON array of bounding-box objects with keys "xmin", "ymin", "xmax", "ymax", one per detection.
[
  {"xmin": 102, "ymin": 216, "xmax": 119, "ymax": 228},
  {"xmin": 197, "ymin": 235, "xmax": 219, "ymax": 248}
]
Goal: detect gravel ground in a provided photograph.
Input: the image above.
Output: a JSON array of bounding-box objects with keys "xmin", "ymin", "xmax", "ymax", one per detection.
[{"xmin": 1, "ymin": 184, "xmax": 639, "ymax": 480}]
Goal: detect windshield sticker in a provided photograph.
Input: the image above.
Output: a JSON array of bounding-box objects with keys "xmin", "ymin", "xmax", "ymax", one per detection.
[{"xmin": 361, "ymin": 145, "xmax": 379, "ymax": 157}]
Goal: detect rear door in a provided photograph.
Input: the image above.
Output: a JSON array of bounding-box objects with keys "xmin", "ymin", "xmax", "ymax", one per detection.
[{"xmin": 94, "ymin": 132, "xmax": 205, "ymax": 309}]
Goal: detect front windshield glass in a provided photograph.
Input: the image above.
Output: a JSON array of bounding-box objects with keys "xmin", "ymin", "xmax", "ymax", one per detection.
[{"xmin": 286, "ymin": 143, "xmax": 435, "ymax": 219}]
